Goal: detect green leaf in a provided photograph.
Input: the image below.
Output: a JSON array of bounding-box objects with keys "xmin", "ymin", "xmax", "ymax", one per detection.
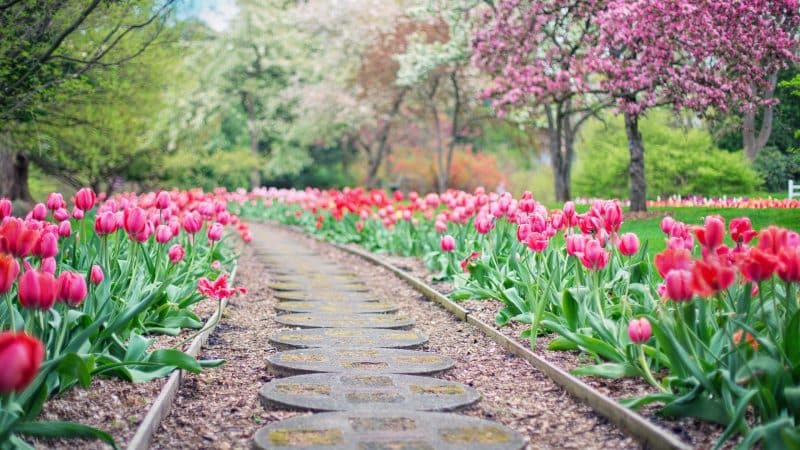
[
  {"xmin": 562, "ymin": 288, "xmax": 580, "ymax": 331},
  {"xmin": 547, "ymin": 336, "xmax": 579, "ymax": 351},
  {"xmin": 148, "ymin": 349, "xmax": 202, "ymax": 373},
  {"xmin": 572, "ymin": 363, "xmax": 639, "ymax": 378},
  {"xmin": 199, "ymin": 359, "xmax": 225, "ymax": 368},
  {"xmin": 15, "ymin": 421, "xmax": 117, "ymax": 450}
]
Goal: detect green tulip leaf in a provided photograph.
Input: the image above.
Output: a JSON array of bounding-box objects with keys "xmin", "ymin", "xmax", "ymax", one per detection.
[{"xmin": 14, "ymin": 421, "xmax": 117, "ymax": 450}]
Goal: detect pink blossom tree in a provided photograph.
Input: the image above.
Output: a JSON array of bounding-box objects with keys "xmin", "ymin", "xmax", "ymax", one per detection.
[{"xmin": 474, "ymin": 0, "xmax": 798, "ymax": 210}]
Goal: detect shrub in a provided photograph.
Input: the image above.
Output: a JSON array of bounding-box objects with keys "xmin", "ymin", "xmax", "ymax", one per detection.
[
  {"xmin": 574, "ymin": 110, "xmax": 762, "ymax": 198},
  {"xmin": 753, "ymin": 146, "xmax": 800, "ymax": 192}
]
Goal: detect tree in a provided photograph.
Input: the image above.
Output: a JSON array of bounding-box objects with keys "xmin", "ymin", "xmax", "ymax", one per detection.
[
  {"xmin": 590, "ymin": 0, "xmax": 798, "ymax": 210},
  {"xmin": 472, "ymin": 0, "xmax": 608, "ymax": 202},
  {"xmin": 0, "ymin": 0, "xmax": 177, "ymax": 200}
]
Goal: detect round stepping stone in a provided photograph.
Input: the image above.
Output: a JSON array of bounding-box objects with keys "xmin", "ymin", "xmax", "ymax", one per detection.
[
  {"xmin": 269, "ymin": 328, "xmax": 428, "ymax": 349},
  {"xmin": 259, "ymin": 373, "xmax": 479, "ymax": 412},
  {"xmin": 269, "ymin": 281, "xmax": 369, "ymax": 292},
  {"xmin": 275, "ymin": 313, "xmax": 414, "ymax": 329},
  {"xmin": 267, "ymin": 348, "xmax": 453, "ymax": 375},
  {"xmin": 252, "ymin": 410, "xmax": 526, "ymax": 450},
  {"xmin": 271, "ymin": 274, "xmax": 360, "ymax": 283},
  {"xmin": 275, "ymin": 291, "xmax": 380, "ymax": 302},
  {"xmin": 275, "ymin": 301, "xmax": 399, "ymax": 314}
]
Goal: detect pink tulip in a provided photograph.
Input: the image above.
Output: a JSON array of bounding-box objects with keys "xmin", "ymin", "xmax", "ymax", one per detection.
[
  {"xmin": 566, "ymin": 234, "xmax": 587, "ymax": 256},
  {"xmin": 207, "ymin": 223, "xmax": 224, "ymax": 242},
  {"xmin": 660, "ymin": 216, "xmax": 675, "ymax": 235},
  {"xmin": 168, "ymin": 244, "xmax": 185, "ymax": 264},
  {"xmin": 41, "ymin": 257, "xmax": 56, "ymax": 274},
  {"xmin": 665, "ymin": 269, "xmax": 693, "ymax": 302},
  {"xmin": 0, "ymin": 199, "xmax": 11, "ymax": 219},
  {"xmin": 57, "ymin": 221, "xmax": 71, "ymax": 238},
  {"xmin": 155, "ymin": 191, "xmax": 171, "ymax": 210},
  {"xmin": 90, "ymin": 265, "xmax": 104, "ymax": 285},
  {"xmin": 72, "ymin": 207, "xmax": 84, "ymax": 220},
  {"xmin": 182, "ymin": 214, "xmax": 202, "ymax": 234},
  {"xmin": 0, "ymin": 332, "xmax": 44, "ymax": 393},
  {"xmin": 56, "ymin": 271, "xmax": 88, "ymax": 307},
  {"xmin": 18, "ymin": 269, "xmax": 57, "ymax": 310},
  {"xmin": 155, "ymin": 225, "xmax": 172, "ymax": 244},
  {"xmin": 31, "ymin": 203, "xmax": 47, "ymax": 221},
  {"xmin": 53, "ymin": 208, "xmax": 69, "ymax": 222},
  {"xmin": 628, "ymin": 318, "xmax": 652, "ymax": 344},
  {"xmin": 123, "ymin": 207, "xmax": 147, "ymax": 236},
  {"xmin": 617, "ymin": 233, "xmax": 640, "ymax": 256},
  {"xmin": 46, "ymin": 193, "xmax": 65, "ymax": 211},
  {"xmin": 74, "ymin": 188, "xmax": 96, "ymax": 211},
  {"xmin": 34, "ymin": 232, "xmax": 58, "ymax": 259},
  {"xmin": 579, "ymin": 239, "xmax": 609, "ymax": 270},
  {"xmin": 440, "ymin": 235, "xmax": 456, "ymax": 252},
  {"xmin": 94, "ymin": 212, "xmax": 118, "ymax": 235}
]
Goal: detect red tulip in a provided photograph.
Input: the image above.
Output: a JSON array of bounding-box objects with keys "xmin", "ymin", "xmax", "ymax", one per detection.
[
  {"xmin": 0, "ymin": 253, "xmax": 19, "ymax": 294},
  {"xmin": 0, "ymin": 332, "xmax": 44, "ymax": 393},
  {"xmin": 617, "ymin": 232, "xmax": 639, "ymax": 256},
  {"xmin": 90, "ymin": 265, "xmax": 104, "ymax": 285},
  {"xmin": 0, "ymin": 218, "xmax": 40, "ymax": 258},
  {"xmin": 74, "ymin": 188, "xmax": 96, "ymax": 211},
  {"xmin": 579, "ymin": 239, "xmax": 609, "ymax": 270},
  {"xmin": 18, "ymin": 269, "xmax": 57, "ymax": 310},
  {"xmin": 733, "ymin": 329, "xmax": 758, "ymax": 351},
  {"xmin": 694, "ymin": 216, "xmax": 725, "ymax": 250},
  {"xmin": 776, "ymin": 246, "xmax": 800, "ymax": 283},
  {"xmin": 168, "ymin": 244, "xmax": 185, "ymax": 264},
  {"xmin": 737, "ymin": 248, "xmax": 778, "ymax": 283},
  {"xmin": 628, "ymin": 318, "xmax": 652, "ymax": 344},
  {"xmin": 690, "ymin": 258, "xmax": 736, "ymax": 297},
  {"xmin": 440, "ymin": 235, "xmax": 455, "ymax": 252},
  {"xmin": 56, "ymin": 271, "xmax": 88, "ymax": 307},
  {"xmin": 729, "ymin": 217, "xmax": 757, "ymax": 245},
  {"xmin": 665, "ymin": 270, "xmax": 693, "ymax": 302},
  {"xmin": 654, "ymin": 248, "xmax": 692, "ymax": 278},
  {"xmin": 758, "ymin": 226, "xmax": 789, "ymax": 255}
]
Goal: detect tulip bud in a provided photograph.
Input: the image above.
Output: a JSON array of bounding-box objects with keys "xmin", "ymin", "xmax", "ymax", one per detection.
[
  {"xmin": 155, "ymin": 225, "xmax": 172, "ymax": 244},
  {"xmin": 34, "ymin": 232, "xmax": 58, "ymax": 259},
  {"xmin": 94, "ymin": 211, "xmax": 118, "ymax": 235},
  {"xmin": 628, "ymin": 318, "xmax": 652, "ymax": 344},
  {"xmin": 74, "ymin": 188, "xmax": 96, "ymax": 211},
  {"xmin": 0, "ymin": 332, "xmax": 44, "ymax": 393},
  {"xmin": 182, "ymin": 214, "xmax": 202, "ymax": 234},
  {"xmin": 18, "ymin": 269, "xmax": 57, "ymax": 310},
  {"xmin": 123, "ymin": 207, "xmax": 147, "ymax": 236},
  {"xmin": 207, "ymin": 223, "xmax": 224, "ymax": 242},
  {"xmin": 155, "ymin": 191, "xmax": 171, "ymax": 210},
  {"xmin": 168, "ymin": 244, "xmax": 185, "ymax": 264},
  {"xmin": 664, "ymin": 269, "xmax": 693, "ymax": 302},
  {"xmin": 72, "ymin": 207, "xmax": 84, "ymax": 220},
  {"xmin": 211, "ymin": 260, "xmax": 222, "ymax": 271},
  {"xmin": 31, "ymin": 203, "xmax": 47, "ymax": 221},
  {"xmin": 57, "ymin": 221, "xmax": 72, "ymax": 238},
  {"xmin": 41, "ymin": 257, "xmax": 56, "ymax": 274},
  {"xmin": 440, "ymin": 235, "xmax": 455, "ymax": 252},
  {"xmin": 90, "ymin": 265, "xmax": 104, "ymax": 285},
  {"xmin": 617, "ymin": 233, "xmax": 640, "ymax": 256},
  {"xmin": 0, "ymin": 199, "xmax": 11, "ymax": 219},
  {"xmin": 56, "ymin": 271, "xmax": 88, "ymax": 307},
  {"xmin": 46, "ymin": 193, "xmax": 65, "ymax": 211}
]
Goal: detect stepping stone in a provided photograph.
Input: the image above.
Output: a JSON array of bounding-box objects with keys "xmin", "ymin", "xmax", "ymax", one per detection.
[
  {"xmin": 252, "ymin": 410, "xmax": 526, "ymax": 450},
  {"xmin": 275, "ymin": 301, "xmax": 399, "ymax": 314},
  {"xmin": 270, "ymin": 274, "xmax": 361, "ymax": 283},
  {"xmin": 259, "ymin": 373, "xmax": 480, "ymax": 412},
  {"xmin": 269, "ymin": 328, "xmax": 428, "ymax": 349},
  {"xmin": 275, "ymin": 313, "xmax": 414, "ymax": 329},
  {"xmin": 269, "ymin": 281, "xmax": 370, "ymax": 292},
  {"xmin": 275, "ymin": 291, "xmax": 380, "ymax": 302},
  {"xmin": 267, "ymin": 348, "xmax": 453, "ymax": 375}
]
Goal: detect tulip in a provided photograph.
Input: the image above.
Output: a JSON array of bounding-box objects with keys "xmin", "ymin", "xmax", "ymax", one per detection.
[
  {"xmin": 603, "ymin": 201, "xmax": 622, "ymax": 233},
  {"xmin": 211, "ymin": 260, "xmax": 222, "ymax": 271},
  {"xmin": 41, "ymin": 257, "xmax": 56, "ymax": 274},
  {"xmin": 57, "ymin": 221, "xmax": 72, "ymax": 238},
  {"xmin": 733, "ymin": 330, "xmax": 758, "ymax": 351},
  {"xmin": 0, "ymin": 199, "xmax": 11, "ymax": 219},
  {"xmin": 18, "ymin": 269, "xmax": 57, "ymax": 310},
  {"xmin": 90, "ymin": 265, "xmax": 104, "ymax": 285},
  {"xmin": 155, "ymin": 225, "xmax": 172, "ymax": 244},
  {"xmin": 660, "ymin": 216, "xmax": 675, "ymax": 234},
  {"xmin": 168, "ymin": 244, "xmax": 185, "ymax": 264},
  {"xmin": 653, "ymin": 248, "xmax": 692, "ymax": 278},
  {"xmin": 34, "ymin": 232, "xmax": 58, "ymax": 259},
  {"xmin": 694, "ymin": 216, "xmax": 725, "ymax": 250},
  {"xmin": 0, "ymin": 218, "xmax": 40, "ymax": 258},
  {"xmin": 207, "ymin": 223, "xmax": 224, "ymax": 242},
  {"xmin": 729, "ymin": 217, "xmax": 756, "ymax": 245},
  {"xmin": 737, "ymin": 248, "xmax": 778, "ymax": 283},
  {"xmin": 690, "ymin": 258, "xmax": 736, "ymax": 297},
  {"xmin": 355, "ymin": 221, "xmax": 364, "ymax": 233},
  {"xmin": 0, "ymin": 332, "xmax": 44, "ymax": 393},
  {"xmin": 74, "ymin": 188, "xmax": 96, "ymax": 211},
  {"xmin": 617, "ymin": 233, "xmax": 639, "ymax": 256},
  {"xmin": 758, "ymin": 226, "xmax": 789, "ymax": 255},
  {"xmin": 123, "ymin": 207, "xmax": 147, "ymax": 236},
  {"xmin": 565, "ymin": 234, "xmax": 587, "ymax": 256},
  {"xmin": 777, "ymin": 247, "xmax": 800, "ymax": 283},
  {"xmin": 94, "ymin": 211, "xmax": 118, "ymax": 235},
  {"xmin": 182, "ymin": 214, "xmax": 202, "ymax": 234},
  {"xmin": 563, "ymin": 201, "xmax": 575, "ymax": 220},
  {"xmin": 72, "ymin": 207, "xmax": 84, "ymax": 220},
  {"xmin": 628, "ymin": 318, "xmax": 652, "ymax": 344},
  {"xmin": 460, "ymin": 252, "xmax": 480, "ymax": 273},
  {"xmin": 579, "ymin": 239, "xmax": 609, "ymax": 270},
  {"xmin": 155, "ymin": 191, "xmax": 171, "ymax": 209},
  {"xmin": 30, "ymin": 203, "xmax": 47, "ymax": 221},
  {"xmin": 664, "ymin": 270, "xmax": 693, "ymax": 302},
  {"xmin": 46, "ymin": 193, "xmax": 65, "ymax": 211},
  {"xmin": 525, "ymin": 232, "xmax": 549, "ymax": 252},
  {"xmin": 0, "ymin": 253, "xmax": 19, "ymax": 294},
  {"xmin": 56, "ymin": 271, "xmax": 88, "ymax": 307},
  {"xmin": 440, "ymin": 235, "xmax": 455, "ymax": 252}
]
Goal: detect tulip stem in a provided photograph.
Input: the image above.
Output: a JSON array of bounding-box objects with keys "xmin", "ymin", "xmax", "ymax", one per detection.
[
  {"xmin": 637, "ymin": 347, "xmax": 666, "ymax": 392},
  {"xmin": 173, "ymin": 298, "xmax": 223, "ymax": 350},
  {"xmin": 4, "ymin": 293, "xmax": 15, "ymax": 331}
]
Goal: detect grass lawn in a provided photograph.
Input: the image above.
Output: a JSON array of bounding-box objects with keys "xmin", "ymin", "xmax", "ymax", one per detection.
[{"xmin": 621, "ymin": 207, "xmax": 800, "ymax": 254}]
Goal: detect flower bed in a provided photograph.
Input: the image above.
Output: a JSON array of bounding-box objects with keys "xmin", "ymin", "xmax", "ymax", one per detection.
[
  {"xmin": 0, "ymin": 188, "xmax": 249, "ymax": 448},
  {"xmin": 237, "ymin": 186, "xmax": 800, "ymax": 450}
]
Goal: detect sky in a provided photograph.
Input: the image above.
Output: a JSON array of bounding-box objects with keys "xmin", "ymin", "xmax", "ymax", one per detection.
[{"xmin": 179, "ymin": 0, "xmax": 239, "ymax": 32}]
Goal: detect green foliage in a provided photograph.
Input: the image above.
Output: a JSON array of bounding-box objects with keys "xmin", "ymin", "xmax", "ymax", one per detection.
[
  {"xmin": 575, "ymin": 111, "xmax": 761, "ymax": 198},
  {"xmin": 163, "ymin": 148, "xmax": 263, "ymax": 191},
  {"xmin": 753, "ymin": 147, "xmax": 800, "ymax": 192}
]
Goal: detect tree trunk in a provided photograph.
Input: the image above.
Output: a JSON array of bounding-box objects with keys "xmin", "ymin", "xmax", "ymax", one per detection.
[
  {"xmin": 546, "ymin": 105, "xmax": 571, "ymax": 202},
  {"xmin": 362, "ymin": 88, "xmax": 408, "ymax": 189},
  {"xmin": 624, "ymin": 112, "xmax": 647, "ymax": 212},
  {"xmin": 365, "ymin": 150, "xmax": 381, "ymax": 189},
  {"xmin": 742, "ymin": 72, "xmax": 777, "ymax": 161},
  {"xmin": 242, "ymin": 90, "xmax": 260, "ymax": 189},
  {"xmin": 0, "ymin": 152, "xmax": 33, "ymax": 202}
]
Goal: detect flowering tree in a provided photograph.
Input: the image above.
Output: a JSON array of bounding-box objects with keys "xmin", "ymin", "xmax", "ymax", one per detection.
[
  {"xmin": 472, "ymin": 0, "xmax": 608, "ymax": 202},
  {"xmin": 590, "ymin": 0, "xmax": 799, "ymax": 211}
]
